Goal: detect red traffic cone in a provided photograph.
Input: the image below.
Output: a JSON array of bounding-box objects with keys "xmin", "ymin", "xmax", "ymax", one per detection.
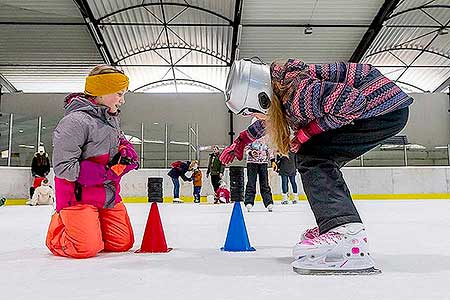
[{"xmin": 135, "ymin": 202, "xmax": 173, "ymax": 253}]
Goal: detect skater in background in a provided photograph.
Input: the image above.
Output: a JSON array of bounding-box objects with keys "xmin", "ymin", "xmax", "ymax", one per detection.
[
  {"xmin": 26, "ymin": 178, "xmax": 54, "ymax": 206},
  {"xmin": 220, "ymin": 57, "xmax": 413, "ymax": 273},
  {"xmin": 30, "ymin": 145, "xmax": 50, "ymax": 199},
  {"xmin": 46, "ymin": 65, "xmax": 138, "ymax": 259},
  {"xmin": 191, "ymin": 161, "xmax": 202, "ymax": 203},
  {"xmin": 215, "ymin": 180, "xmax": 230, "ymax": 204},
  {"xmin": 274, "ymin": 151, "xmax": 299, "ymax": 204},
  {"xmin": 206, "ymin": 145, "xmax": 225, "ymax": 197},
  {"xmin": 168, "ymin": 160, "xmax": 195, "ymax": 203},
  {"xmin": 243, "ymin": 124, "xmax": 274, "ymax": 212}
]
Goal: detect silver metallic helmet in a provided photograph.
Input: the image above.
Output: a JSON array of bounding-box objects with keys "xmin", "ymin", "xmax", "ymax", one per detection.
[{"xmin": 225, "ymin": 57, "xmax": 273, "ymax": 116}]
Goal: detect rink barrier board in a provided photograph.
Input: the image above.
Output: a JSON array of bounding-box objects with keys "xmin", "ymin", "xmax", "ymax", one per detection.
[{"xmin": 4, "ymin": 193, "xmax": 450, "ymax": 205}]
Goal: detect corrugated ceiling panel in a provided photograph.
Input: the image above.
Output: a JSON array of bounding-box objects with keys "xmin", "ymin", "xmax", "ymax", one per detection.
[
  {"xmin": 1, "ymin": 66, "xmax": 95, "ymax": 93},
  {"xmin": 0, "ymin": 22, "xmax": 103, "ymax": 92},
  {"xmin": 0, "ymin": 25, "xmax": 102, "ymax": 64},
  {"xmin": 239, "ymin": 27, "xmax": 367, "ymax": 63},
  {"xmin": 0, "ymin": 0, "xmax": 82, "ymax": 22},
  {"xmin": 242, "ymin": 0, "xmax": 383, "ymax": 24}
]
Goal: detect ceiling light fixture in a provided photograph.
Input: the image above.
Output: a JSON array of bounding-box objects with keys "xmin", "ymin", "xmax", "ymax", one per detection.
[{"xmin": 304, "ymin": 26, "xmax": 313, "ymax": 35}]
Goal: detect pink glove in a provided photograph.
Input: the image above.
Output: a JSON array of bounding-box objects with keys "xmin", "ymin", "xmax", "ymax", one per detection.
[
  {"xmin": 77, "ymin": 160, "xmax": 138, "ymax": 186},
  {"xmin": 290, "ymin": 120, "xmax": 324, "ymax": 153},
  {"xmin": 220, "ymin": 130, "xmax": 255, "ymax": 165},
  {"xmin": 119, "ymin": 138, "xmax": 139, "ymax": 162},
  {"xmin": 289, "ymin": 129, "xmax": 309, "ymax": 153}
]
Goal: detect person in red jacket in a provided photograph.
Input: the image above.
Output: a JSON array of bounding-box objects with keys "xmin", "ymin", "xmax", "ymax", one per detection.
[
  {"xmin": 220, "ymin": 57, "xmax": 413, "ymax": 274},
  {"xmin": 215, "ymin": 180, "xmax": 230, "ymax": 204}
]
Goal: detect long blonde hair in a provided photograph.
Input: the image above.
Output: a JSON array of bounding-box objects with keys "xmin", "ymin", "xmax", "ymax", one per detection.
[{"xmin": 266, "ymin": 81, "xmax": 291, "ymax": 156}]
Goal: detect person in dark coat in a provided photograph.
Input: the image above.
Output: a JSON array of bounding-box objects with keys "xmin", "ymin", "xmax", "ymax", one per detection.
[
  {"xmin": 206, "ymin": 145, "xmax": 225, "ymax": 198},
  {"xmin": 30, "ymin": 145, "xmax": 50, "ymax": 198},
  {"xmin": 274, "ymin": 151, "xmax": 298, "ymax": 204}
]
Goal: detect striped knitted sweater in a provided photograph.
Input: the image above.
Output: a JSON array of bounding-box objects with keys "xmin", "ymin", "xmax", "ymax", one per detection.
[{"xmin": 247, "ymin": 59, "xmax": 413, "ymax": 140}]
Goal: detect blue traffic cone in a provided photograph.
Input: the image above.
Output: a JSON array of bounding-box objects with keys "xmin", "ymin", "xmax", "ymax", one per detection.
[{"xmin": 221, "ymin": 202, "xmax": 255, "ymax": 252}]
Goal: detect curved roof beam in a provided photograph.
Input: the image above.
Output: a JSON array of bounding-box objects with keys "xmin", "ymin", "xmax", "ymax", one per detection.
[
  {"xmin": 133, "ymin": 79, "xmax": 223, "ymax": 93},
  {"xmin": 388, "ymin": 5, "xmax": 450, "ymax": 20},
  {"xmin": 365, "ymin": 47, "xmax": 450, "ymax": 61},
  {"xmin": 0, "ymin": 73, "xmax": 19, "ymax": 93},
  {"xmin": 349, "ymin": 0, "xmax": 400, "ymax": 62},
  {"xmin": 115, "ymin": 46, "xmax": 228, "ymax": 65},
  {"xmin": 395, "ymin": 80, "xmax": 427, "ymax": 93},
  {"xmin": 98, "ymin": 3, "xmax": 233, "ymax": 24}
]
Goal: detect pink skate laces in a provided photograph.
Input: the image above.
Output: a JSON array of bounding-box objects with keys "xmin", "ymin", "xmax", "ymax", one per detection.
[
  {"xmin": 302, "ymin": 227, "xmax": 319, "ymax": 240},
  {"xmin": 301, "ymin": 231, "xmax": 344, "ymax": 245},
  {"xmin": 300, "ymin": 223, "xmax": 365, "ymax": 246}
]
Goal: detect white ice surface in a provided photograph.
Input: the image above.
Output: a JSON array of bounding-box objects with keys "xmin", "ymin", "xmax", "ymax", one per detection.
[{"xmin": 1, "ymin": 200, "xmax": 449, "ymax": 300}]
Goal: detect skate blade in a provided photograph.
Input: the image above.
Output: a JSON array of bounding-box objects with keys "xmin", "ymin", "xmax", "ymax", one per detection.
[{"xmin": 293, "ymin": 266, "xmax": 382, "ymax": 276}]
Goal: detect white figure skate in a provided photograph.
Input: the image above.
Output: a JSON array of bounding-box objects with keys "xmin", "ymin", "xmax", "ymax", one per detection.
[
  {"xmin": 281, "ymin": 193, "xmax": 289, "ymax": 205},
  {"xmin": 292, "ymin": 223, "xmax": 381, "ymax": 275},
  {"xmin": 292, "ymin": 193, "xmax": 299, "ymax": 204}
]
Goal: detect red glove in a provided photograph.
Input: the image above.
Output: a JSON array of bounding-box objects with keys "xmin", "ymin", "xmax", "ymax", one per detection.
[
  {"xmin": 290, "ymin": 120, "xmax": 324, "ymax": 153},
  {"xmin": 220, "ymin": 130, "xmax": 255, "ymax": 165}
]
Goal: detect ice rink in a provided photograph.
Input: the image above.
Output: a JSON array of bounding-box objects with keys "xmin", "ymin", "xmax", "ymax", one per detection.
[{"xmin": 1, "ymin": 200, "xmax": 449, "ymax": 300}]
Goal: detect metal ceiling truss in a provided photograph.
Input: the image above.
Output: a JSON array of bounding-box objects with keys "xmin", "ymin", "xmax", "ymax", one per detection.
[
  {"xmin": 0, "ymin": 63, "xmax": 229, "ymax": 68},
  {"xmin": 365, "ymin": 47, "xmax": 450, "ymax": 61},
  {"xmin": 0, "ymin": 73, "xmax": 19, "ymax": 93},
  {"xmin": 73, "ymin": 0, "xmax": 115, "ymax": 65},
  {"xmin": 113, "ymin": 39, "xmax": 230, "ymax": 65},
  {"xmin": 387, "ymin": 4, "xmax": 450, "ymax": 20},
  {"xmin": 228, "ymin": 0, "xmax": 242, "ymax": 144},
  {"xmin": 158, "ymin": 0, "xmax": 178, "ymax": 92},
  {"xmin": 132, "ymin": 78, "xmax": 222, "ymax": 93},
  {"xmin": 353, "ymin": 0, "xmax": 450, "ymax": 92},
  {"xmin": 396, "ymin": 80, "xmax": 427, "ymax": 93},
  {"xmin": 374, "ymin": 65, "xmax": 450, "ymax": 68},
  {"xmin": 70, "ymin": 1, "xmax": 237, "ymax": 93},
  {"xmin": 97, "ymin": 2, "xmax": 233, "ymax": 24},
  {"xmin": 393, "ymin": 20, "xmax": 449, "ymax": 85},
  {"xmin": 350, "ymin": 0, "xmax": 401, "ymax": 62}
]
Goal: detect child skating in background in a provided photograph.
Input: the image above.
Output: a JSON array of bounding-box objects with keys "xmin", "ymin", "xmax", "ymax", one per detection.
[
  {"xmin": 221, "ymin": 57, "xmax": 412, "ymax": 274},
  {"xmin": 191, "ymin": 161, "xmax": 202, "ymax": 203},
  {"xmin": 215, "ymin": 180, "xmax": 230, "ymax": 204},
  {"xmin": 243, "ymin": 129, "xmax": 274, "ymax": 212},
  {"xmin": 26, "ymin": 178, "xmax": 54, "ymax": 206}
]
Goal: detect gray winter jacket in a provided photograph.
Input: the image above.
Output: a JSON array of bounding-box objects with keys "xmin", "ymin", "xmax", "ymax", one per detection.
[{"xmin": 52, "ymin": 93, "xmax": 123, "ymax": 211}]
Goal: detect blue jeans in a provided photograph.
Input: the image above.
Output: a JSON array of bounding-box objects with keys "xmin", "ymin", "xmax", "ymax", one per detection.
[
  {"xmin": 281, "ymin": 175, "xmax": 298, "ymax": 194},
  {"xmin": 172, "ymin": 177, "xmax": 180, "ymax": 198},
  {"xmin": 193, "ymin": 186, "xmax": 201, "ymax": 202}
]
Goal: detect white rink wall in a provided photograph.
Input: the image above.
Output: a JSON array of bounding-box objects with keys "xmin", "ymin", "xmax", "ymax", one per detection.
[{"xmin": 2, "ymin": 166, "xmax": 450, "ymax": 199}]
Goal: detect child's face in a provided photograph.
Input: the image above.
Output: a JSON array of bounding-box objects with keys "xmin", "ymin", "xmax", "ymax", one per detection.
[
  {"xmin": 251, "ymin": 112, "xmax": 267, "ymax": 120},
  {"xmin": 97, "ymin": 89, "xmax": 127, "ymax": 113}
]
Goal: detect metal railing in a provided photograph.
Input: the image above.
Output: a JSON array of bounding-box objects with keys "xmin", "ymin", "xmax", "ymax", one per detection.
[{"xmin": 1, "ymin": 112, "xmax": 449, "ymax": 168}]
